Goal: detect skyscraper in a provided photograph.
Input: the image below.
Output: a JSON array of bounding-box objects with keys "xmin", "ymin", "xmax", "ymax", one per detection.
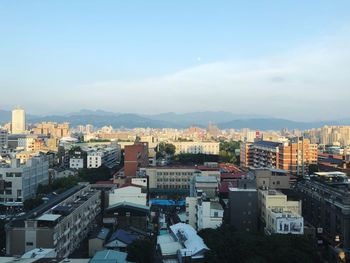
[{"xmin": 11, "ymin": 107, "xmax": 26, "ymax": 134}]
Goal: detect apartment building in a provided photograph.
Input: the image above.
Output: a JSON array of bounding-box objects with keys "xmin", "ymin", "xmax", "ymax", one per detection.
[
  {"xmin": 32, "ymin": 122, "xmax": 70, "ymax": 138},
  {"xmin": 240, "ymin": 141, "xmax": 254, "ymax": 168},
  {"xmin": 295, "ymin": 172, "xmax": 350, "ymax": 250},
  {"xmin": 265, "ymin": 209, "xmax": 304, "ymax": 235},
  {"xmin": 186, "ymin": 176, "xmax": 223, "ymax": 230},
  {"xmin": 253, "ymin": 168, "xmax": 291, "ymax": 189},
  {"xmin": 258, "ymin": 189, "xmax": 301, "ymax": 228},
  {"xmin": 0, "ymin": 156, "xmax": 49, "ymax": 206},
  {"xmin": 87, "ymin": 145, "xmax": 121, "ymax": 169},
  {"xmin": 6, "ymin": 184, "xmax": 101, "ymax": 257},
  {"xmin": 172, "ymin": 141, "xmax": 220, "ymax": 155},
  {"xmin": 241, "ymin": 138, "xmax": 317, "ymax": 176}
]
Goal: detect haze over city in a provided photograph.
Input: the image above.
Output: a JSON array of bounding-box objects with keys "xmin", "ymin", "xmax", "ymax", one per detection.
[{"xmin": 1, "ymin": 1, "xmax": 350, "ymax": 121}]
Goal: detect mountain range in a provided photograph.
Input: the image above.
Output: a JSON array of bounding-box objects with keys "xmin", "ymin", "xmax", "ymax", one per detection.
[{"xmin": 0, "ymin": 109, "xmax": 348, "ymax": 130}]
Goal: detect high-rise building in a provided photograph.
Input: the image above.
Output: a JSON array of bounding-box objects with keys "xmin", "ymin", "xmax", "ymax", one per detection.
[{"xmin": 11, "ymin": 107, "xmax": 26, "ymax": 134}]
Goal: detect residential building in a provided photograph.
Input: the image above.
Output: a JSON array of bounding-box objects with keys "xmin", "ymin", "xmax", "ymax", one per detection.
[
  {"xmin": 186, "ymin": 176, "xmax": 223, "ymax": 230},
  {"xmin": 228, "ymin": 188, "xmax": 258, "ymax": 232},
  {"xmin": 295, "ymin": 172, "xmax": 350, "ymax": 250},
  {"xmin": 0, "ymin": 156, "xmax": 49, "ymax": 206},
  {"xmin": 88, "ymin": 228, "xmax": 110, "ymax": 257},
  {"xmin": 242, "ymin": 138, "xmax": 317, "ymax": 176},
  {"xmin": 11, "ymin": 107, "xmax": 26, "ymax": 134},
  {"xmin": 124, "ymin": 142, "xmax": 149, "ymax": 177},
  {"xmin": 172, "ymin": 141, "xmax": 220, "ymax": 155},
  {"xmin": 104, "ymin": 202, "xmax": 150, "ymax": 231},
  {"xmin": 240, "ymin": 142, "xmax": 254, "ymax": 168},
  {"xmin": 87, "ymin": 145, "xmax": 121, "ymax": 169},
  {"xmin": 265, "ymin": 209, "xmax": 304, "ymax": 235},
  {"xmin": 258, "ymin": 189, "xmax": 301, "ymax": 228},
  {"xmin": 156, "ymin": 223, "xmax": 209, "ymax": 262},
  {"xmin": 5, "ymin": 184, "xmax": 101, "ymax": 257},
  {"xmin": 109, "ymin": 186, "xmax": 146, "ymax": 206},
  {"xmin": 253, "ymin": 168, "xmax": 291, "ymax": 189},
  {"xmin": 32, "ymin": 122, "xmax": 70, "ymax": 138}
]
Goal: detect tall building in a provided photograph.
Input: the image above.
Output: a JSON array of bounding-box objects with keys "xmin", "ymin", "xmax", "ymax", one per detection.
[
  {"xmin": 11, "ymin": 107, "xmax": 26, "ymax": 134},
  {"xmin": 32, "ymin": 122, "xmax": 70, "ymax": 138}
]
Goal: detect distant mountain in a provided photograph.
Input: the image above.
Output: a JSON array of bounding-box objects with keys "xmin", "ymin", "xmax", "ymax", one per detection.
[
  {"xmin": 2, "ymin": 109, "xmax": 350, "ymax": 130},
  {"xmin": 217, "ymin": 118, "xmax": 343, "ymax": 130},
  {"xmin": 144, "ymin": 111, "xmax": 267, "ymax": 127}
]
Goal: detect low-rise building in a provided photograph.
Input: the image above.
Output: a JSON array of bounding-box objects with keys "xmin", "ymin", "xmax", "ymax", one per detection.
[
  {"xmin": 109, "ymin": 186, "xmax": 146, "ymax": 207},
  {"xmin": 265, "ymin": 209, "xmax": 304, "ymax": 235},
  {"xmin": 172, "ymin": 141, "xmax": 220, "ymax": 155}
]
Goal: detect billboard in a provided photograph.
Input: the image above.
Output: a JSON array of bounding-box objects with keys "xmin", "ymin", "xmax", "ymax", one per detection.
[{"xmin": 276, "ymin": 217, "xmax": 304, "ymax": 235}]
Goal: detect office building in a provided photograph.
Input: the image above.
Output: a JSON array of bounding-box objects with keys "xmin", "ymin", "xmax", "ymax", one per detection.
[
  {"xmin": 11, "ymin": 107, "xmax": 26, "ymax": 134},
  {"xmin": 5, "ymin": 184, "xmax": 101, "ymax": 257}
]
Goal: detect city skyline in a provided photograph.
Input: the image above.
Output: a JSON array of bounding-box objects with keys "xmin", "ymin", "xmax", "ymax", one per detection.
[{"xmin": 1, "ymin": 1, "xmax": 350, "ymax": 120}]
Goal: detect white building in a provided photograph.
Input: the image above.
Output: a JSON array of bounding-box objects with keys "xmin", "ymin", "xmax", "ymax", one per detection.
[
  {"xmin": 109, "ymin": 186, "xmax": 147, "ymax": 206},
  {"xmin": 157, "ymin": 223, "xmax": 209, "ymax": 262},
  {"xmin": 87, "ymin": 145, "xmax": 120, "ymax": 169},
  {"xmin": 69, "ymin": 158, "xmax": 84, "ymax": 169},
  {"xmin": 12, "ymin": 107, "xmax": 26, "ymax": 134},
  {"xmin": 265, "ymin": 209, "xmax": 304, "ymax": 235},
  {"xmin": 196, "ymin": 201, "xmax": 224, "ymax": 230},
  {"xmin": 172, "ymin": 141, "xmax": 220, "ymax": 155},
  {"xmin": 0, "ymin": 156, "xmax": 49, "ymax": 206}
]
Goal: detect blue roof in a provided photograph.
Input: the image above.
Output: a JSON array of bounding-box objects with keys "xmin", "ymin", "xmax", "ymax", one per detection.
[
  {"xmin": 150, "ymin": 199, "xmax": 186, "ymax": 206},
  {"xmin": 90, "ymin": 250, "xmax": 133, "ymax": 263},
  {"xmin": 109, "ymin": 229, "xmax": 138, "ymax": 245},
  {"xmin": 254, "ymin": 141, "xmax": 281, "ymax": 148}
]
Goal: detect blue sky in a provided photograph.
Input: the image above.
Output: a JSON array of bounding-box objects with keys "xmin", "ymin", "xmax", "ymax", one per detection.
[{"xmin": 1, "ymin": 1, "xmax": 350, "ymax": 120}]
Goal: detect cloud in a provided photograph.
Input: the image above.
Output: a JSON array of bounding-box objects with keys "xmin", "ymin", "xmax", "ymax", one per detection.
[{"xmin": 74, "ymin": 31, "xmax": 350, "ymax": 121}]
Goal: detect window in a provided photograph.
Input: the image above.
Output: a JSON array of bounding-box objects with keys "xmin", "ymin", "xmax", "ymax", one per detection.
[
  {"xmin": 214, "ymin": 212, "xmax": 219, "ymax": 217},
  {"xmin": 26, "ymin": 242, "xmax": 34, "ymax": 246}
]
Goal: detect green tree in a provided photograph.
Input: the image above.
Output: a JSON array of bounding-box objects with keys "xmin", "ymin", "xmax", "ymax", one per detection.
[
  {"xmin": 78, "ymin": 165, "xmax": 111, "ymax": 183},
  {"xmin": 126, "ymin": 238, "xmax": 154, "ymax": 263}
]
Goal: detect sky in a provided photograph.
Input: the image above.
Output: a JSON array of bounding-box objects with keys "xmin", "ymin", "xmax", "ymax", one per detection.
[{"xmin": 0, "ymin": 0, "xmax": 350, "ymax": 121}]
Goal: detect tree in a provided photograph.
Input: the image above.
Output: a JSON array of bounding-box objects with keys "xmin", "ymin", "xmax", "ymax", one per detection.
[
  {"xmin": 78, "ymin": 165, "xmax": 111, "ymax": 183},
  {"xmin": 126, "ymin": 238, "xmax": 154, "ymax": 263},
  {"xmin": 156, "ymin": 143, "xmax": 176, "ymax": 159},
  {"xmin": 198, "ymin": 225, "xmax": 320, "ymax": 263}
]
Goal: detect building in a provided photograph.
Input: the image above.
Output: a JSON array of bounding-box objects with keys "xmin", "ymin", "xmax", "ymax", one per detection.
[
  {"xmin": 90, "ymin": 250, "xmax": 132, "ymax": 263},
  {"xmin": 265, "ymin": 209, "xmax": 304, "ymax": 235},
  {"xmin": 242, "ymin": 138, "xmax": 317, "ymax": 176},
  {"xmin": 156, "ymin": 223, "xmax": 209, "ymax": 262},
  {"xmin": 0, "ymin": 156, "xmax": 49, "ymax": 206},
  {"xmin": 11, "ymin": 107, "xmax": 26, "ymax": 134},
  {"xmin": 258, "ymin": 189, "xmax": 301, "ymax": 229},
  {"xmin": 32, "ymin": 122, "xmax": 70, "ymax": 138},
  {"xmin": 253, "ymin": 168, "xmax": 291, "ymax": 189},
  {"xmin": 186, "ymin": 176, "xmax": 223, "ymax": 230},
  {"xmin": 109, "ymin": 186, "xmax": 146, "ymax": 206},
  {"xmin": 240, "ymin": 142, "xmax": 254, "ymax": 168},
  {"xmin": 124, "ymin": 142, "xmax": 149, "ymax": 177},
  {"xmin": 104, "ymin": 202, "xmax": 150, "ymax": 231},
  {"xmin": 172, "ymin": 141, "xmax": 220, "ymax": 155},
  {"xmin": 87, "ymin": 145, "xmax": 121, "ymax": 169},
  {"xmin": 5, "ymin": 184, "xmax": 101, "ymax": 257},
  {"xmin": 228, "ymin": 188, "xmax": 258, "ymax": 232},
  {"xmin": 296, "ymin": 172, "xmax": 350, "ymax": 250},
  {"xmin": 0, "ymin": 129, "xmax": 8, "ymax": 150},
  {"xmin": 105, "ymin": 229, "xmax": 138, "ymax": 251},
  {"xmin": 88, "ymin": 228, "xmax": 110, "ymax": 257}
]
